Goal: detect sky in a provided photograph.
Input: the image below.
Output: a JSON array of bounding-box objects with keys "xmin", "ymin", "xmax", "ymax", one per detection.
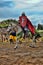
[{"xmin": 0, "ymin": 0, "xmax": 43, "ymax": 25}]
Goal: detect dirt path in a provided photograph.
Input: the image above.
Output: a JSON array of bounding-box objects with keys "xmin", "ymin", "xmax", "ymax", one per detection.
[{"xmin": 0, "ymin": 42, "xmax": 43, "ymax": 65}]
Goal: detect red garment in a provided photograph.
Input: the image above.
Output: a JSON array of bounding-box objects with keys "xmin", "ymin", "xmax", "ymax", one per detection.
[
  {"xmin": 19, "ymin": 16, "xmax": 27, "ymax": 27},
  {"xmin": 19, "ymin": 16, "xmax": 35, "ymax": 34},
  {"xmin": 27, "ymin": 18, "xmax": 35, "ymax": 34}
]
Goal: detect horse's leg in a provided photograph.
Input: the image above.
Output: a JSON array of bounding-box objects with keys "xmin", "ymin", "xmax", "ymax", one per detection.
[
  {"xmin": 33, "ymin": 35, "xmax": 36, "ymax": 43},
  {"xmin": 14, "ymin": 38, "xmax": 19, "ymax": 49},
  {"xmin": 29, "ymin": 35, "xmax": 37, "ymax": 48}
]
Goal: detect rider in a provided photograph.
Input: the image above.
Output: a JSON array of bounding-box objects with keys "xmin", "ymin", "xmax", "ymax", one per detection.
[
  {"xmin": 18, "ymin": 12, "xmax": 37, "ymax": 48},
  {"xmin": 19, "ymin": 12, "xmax": 35, "ymax": 39},
  {"xmin": 9, "ymin": 27, "xmax": 17, "ymax": 44},
  {"xmin": 7, "ymin": 24, "xmax": 17, "ymax": 44},
  {"xmin": 19, "ymin": 12, "xmax": 28, "ymax": 39}
]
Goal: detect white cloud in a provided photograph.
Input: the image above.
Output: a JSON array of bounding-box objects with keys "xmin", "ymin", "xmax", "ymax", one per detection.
[
  {"xmin": 0, "ymin": 0, "xmax": 43, "ymax": 25},
  {"xmin": 13, "ymin": 0, "xmax": 43, "ymax": 10},
  {"xmin": 24, "ymin": 0, "xmax": 41, "ymax": 3},
  {"xmin": 27, "ymin": 15, "xmax": 43, "ymax": 25},
  {"xmin": 0, "ymin": 17, "xmax": 17, "ymax": 21},
  {"xmin": 13, "ymin": 0, "xmax": 41, "ymax": 3},
  {"xmin": 30, "ymin": 2, "xmax": 43, "ymax": 12}
]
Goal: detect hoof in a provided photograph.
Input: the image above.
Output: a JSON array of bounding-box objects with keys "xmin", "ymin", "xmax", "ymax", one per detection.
[
  {"xmin": 29, "ymin": 44, "xmax": 37, "ymax": 48},
  {"xmin": 14, "ymin": 46, "xmax": 18, "ymax": 49}
]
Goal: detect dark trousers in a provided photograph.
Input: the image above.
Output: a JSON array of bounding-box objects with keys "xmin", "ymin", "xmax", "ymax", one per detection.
[{"xmin": 21, "ymin": 26, "xmax": 28, "ymax": 39}]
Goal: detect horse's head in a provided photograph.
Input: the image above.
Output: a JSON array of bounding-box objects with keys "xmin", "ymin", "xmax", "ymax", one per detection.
[{"xmin": 13, "ymin": 26, "xmax": 18, "ymax": 32}]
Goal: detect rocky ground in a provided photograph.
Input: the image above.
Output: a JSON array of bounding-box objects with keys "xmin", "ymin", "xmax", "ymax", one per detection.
[{"xmin": 0, "ymin": 40, "xmax": 43, "ymax": 65}]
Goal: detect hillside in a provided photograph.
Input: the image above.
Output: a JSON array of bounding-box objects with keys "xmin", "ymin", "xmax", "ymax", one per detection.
[
  {"xmin": 0, "ymin": 19, "xmax": 43, "ymax": 37},
  {"xmin": 0, "ymin": 19, "xmax": 18, "ymax": 28}
]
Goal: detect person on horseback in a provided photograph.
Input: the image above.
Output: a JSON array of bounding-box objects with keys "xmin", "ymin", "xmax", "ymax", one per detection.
[
  {"xmin": 19, "ymin": 12, "xmax": 35, "ymax": 38},
  {"xmin": 7, "ymin": 24, "xmax": 17, "ymax": 44},
  {"xmin": 19, "ymin": 12, "xmax": 29, "ymax": 39},
  {"xmin": 18, "ymin": 12, "xmax": 37, "ymax": 48},
  {"xmin": 9, "ymin": 27, "xmax": 17, "ymax": 44}
]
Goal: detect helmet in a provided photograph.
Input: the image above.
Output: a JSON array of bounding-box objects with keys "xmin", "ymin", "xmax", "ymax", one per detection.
[{"xmin": 22, "ymin": 12, "xmax": 25, "ymax": 16}]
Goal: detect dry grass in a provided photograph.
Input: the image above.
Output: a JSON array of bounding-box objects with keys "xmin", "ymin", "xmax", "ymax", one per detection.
[{"xmin": 0, "ymin": 38, "xmax": 43, "ymax": 65}]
